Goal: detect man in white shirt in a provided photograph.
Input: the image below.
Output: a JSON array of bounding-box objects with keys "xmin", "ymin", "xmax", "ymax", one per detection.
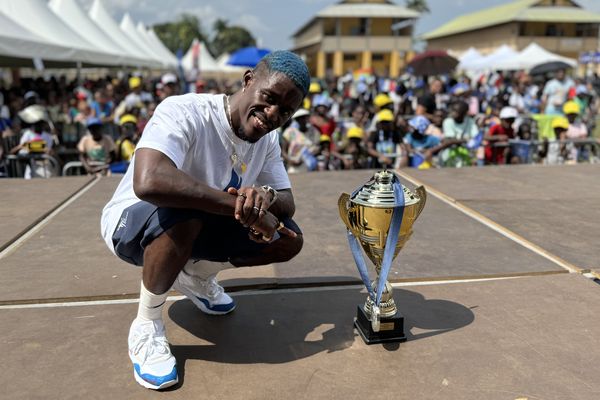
[{"xmin": 101, "ymin": 50, "xmax": 310, "ymax": 389}]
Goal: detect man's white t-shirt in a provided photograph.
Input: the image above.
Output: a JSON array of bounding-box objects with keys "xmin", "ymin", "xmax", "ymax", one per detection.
[{"xmin": 101, "ymin": 93, "xmax": 290, "ymax": 253}]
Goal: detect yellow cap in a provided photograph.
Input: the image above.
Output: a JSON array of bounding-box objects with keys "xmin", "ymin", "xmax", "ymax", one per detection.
[
  {"xmin": 551, "ymin": 116, "xmax": 569, "ymax": 130},
  {"xmin": 120, "ymin": 114, "xmax": 138, "ymax": 126},
  {"xmin": 303, "ymin": 98, "xmax": 311, "ymax": 110},
  {"xmin": 309, "ymin": 82, "xmax": 321, "ymax": 94},
  {"xmin": 319, "ymin": 134, "xmax": 331, "ymax": 142},
  {"xmin": 347, "ymin": 126, "xmax": 364, "ymax": 140},
  {"xmin": 562, "ymin": 101, "xmax": 580, "ymax": 115},
  {"xmin": 376, "ymin": 109, "xmax": 394, "ymax": 122},
  {"xmin": 374, "ymin": 93, "xmax": 392, "ymax": 108},
  {"xmin": 129, "ymin": 76, "xmax": 141, "ymax": 89}
]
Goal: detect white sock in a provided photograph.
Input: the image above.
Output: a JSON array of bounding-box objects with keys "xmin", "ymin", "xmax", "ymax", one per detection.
[
  {"xmin": 137, "ymin": 281, "xmax": 168, "ymax": 321},
  {"xmin": 183, "ymin": 260, "xmax": 231, "ymax": 280}
]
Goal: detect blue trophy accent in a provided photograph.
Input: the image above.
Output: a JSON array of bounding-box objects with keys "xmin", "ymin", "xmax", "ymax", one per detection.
[
  {"xmin": 346, "ymin": 174, "xmax": 405, "ymax": 308},
  {"xmin": 338, "ymin": 170, "xmax": 426, "ymax": 343}
]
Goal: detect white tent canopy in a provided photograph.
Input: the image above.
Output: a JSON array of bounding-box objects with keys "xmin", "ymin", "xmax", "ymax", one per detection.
[
  {"xmin": 0, "ymin": 10, "xmax": 81, "ymax": 66},
  {"xmin": 136, "ymin": 22, "xmax": 177, "ymax": 68},
  {"xmin": 216, "ymin": 53, "xmax": 247, "ymax": 75},
  {"xmin": 182, "ymin": 39, "xmax": 221, "ymax": 74},
  {"xmin": 457, "ymin": 47, "xmax": 483, "ymax": 70},
  {"xmin": 120, "ymin": 13, "xmax": 165, "ymax": 67},
  {"xmin": 0, "ymin": 0, "xmax": 118, "ymax": 66},
  {"xmin": 463, "ymin": 45, "xmax": 519, "ymax": 71},
  {"xmin": 88, "ymin": 0, "xmax": 158, "ymax": 68},
  {"xmin": 48, "ymin": 0, "xmax": 143, "ymax": 67},
  {"xmin": 145, "ymin": 28, "xmax": 179, "ymax": 67},
  {"xmin": 493, "ymin": 42, "xmax": 577, "ymax": 71}
]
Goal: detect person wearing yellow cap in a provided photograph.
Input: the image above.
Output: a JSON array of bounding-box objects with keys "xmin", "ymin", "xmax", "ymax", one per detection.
[
  {"xmin": 114, "ymin": 114, "xmax": 139, "ymax": 166},
  {"xmin": 336, "ymin": 126, "xmax": 369, "ymax": 169},
  {"xmin": 541, "ymin": 116, "xmax": 573, "ymax": 164},
  {"xmin": 366, "ymin": 108, "xmax": 407, "ymax": 169},
  {"xmin": 367, "ymin": 93, "xmax": 395, "ymax": 134},
  {"xmin": 563, "ymin": 100, "xmax": 587, "ymax": 140}
]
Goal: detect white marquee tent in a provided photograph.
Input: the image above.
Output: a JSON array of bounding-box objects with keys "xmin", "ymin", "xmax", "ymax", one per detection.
[
  {"xmin": 492, "ymin": 43, "xmax": 577, "ymax": 71},
  {"xmin": 216, "ymin": 53, "xmax": 248, "ymax": 75},
  {"xmin": 0, "ymin": 10, "xmax": 81, "ymax": 66},
  {"xmin": 457, "ymin": 47, "xmax": 483, "ymax": 70},
  {"xmin": 181, "ymin": 39, "xmax": 221, "ymax": 74},
  {"xmin": 147, "ymin": 29, "xmax": 180, "ymax": 67},
  {"xmin": 120, "ymin": 13, "xmax": 165, "ymax": 67},
  {"xmin": 136, "ymin": 22, "xmax": 177, "ymax": 68},
  {"xmin": 88, "ymin": 0, "xmax": 157, "ymax": 67},
  {"xmin": 0, "ymin": 0, "xmax": 118, "ymax": 66},
  {"xmin": 462, "ymin": 45, "xmax": 519, "ymax": 71},
  {"xmin": 48, "ymin": 0, "xmax": 144, "ymax": 67}
]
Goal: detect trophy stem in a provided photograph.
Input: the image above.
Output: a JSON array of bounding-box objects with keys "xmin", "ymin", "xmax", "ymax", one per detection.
[{"xmin": 364, "ymin": 279, "xmax": 397, "ymax": 319}]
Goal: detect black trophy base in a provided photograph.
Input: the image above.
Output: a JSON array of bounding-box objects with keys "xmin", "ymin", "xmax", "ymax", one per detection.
[{"xmin": 354, "ymin": 305, "xmax": 407, "ymax": 345}]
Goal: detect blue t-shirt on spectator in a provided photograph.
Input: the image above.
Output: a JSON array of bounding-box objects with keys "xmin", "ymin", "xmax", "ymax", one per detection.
[
  {"xmin": 91, "ymin": 101, "xmax": 114, "ymax": 119},
  {"xmin": 405, "ymin": 133, "xmax": 440, "ymax": 150}
]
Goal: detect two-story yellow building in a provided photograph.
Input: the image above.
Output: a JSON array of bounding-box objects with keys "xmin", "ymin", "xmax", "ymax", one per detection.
[
  {"xmin": 423, "ymin": 0, "xmax": 600, "ymax": 58},
  {"xmin": 291, "ymin": 0, "xmax": 419, "ymax": 78}
]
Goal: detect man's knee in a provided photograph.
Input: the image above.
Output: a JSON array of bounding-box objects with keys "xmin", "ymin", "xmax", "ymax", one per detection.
[
  {"xmin": 278, "ymin": 233, "xmax": 303, "ymax": 262},
  {"xmin": 148, "ymin": 218, "xmax": 204, "ymax": 258}
]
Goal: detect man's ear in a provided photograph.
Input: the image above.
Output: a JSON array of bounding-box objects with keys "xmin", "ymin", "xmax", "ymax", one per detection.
[{"xmin": 242, "ymin": 70, "xmax": 254, "ymax": 90}]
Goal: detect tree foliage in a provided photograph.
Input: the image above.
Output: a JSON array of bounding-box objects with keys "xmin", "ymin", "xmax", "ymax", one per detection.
[
  {"xmin": 153, "ymin": 16, "xmax": 256, "ymax": 59},
  {"xmin": 210, "ymin": 19, "xmax": 257, "ymax": 57},
  {"xmin": 405, "ymin": 0, "xmax": 430, "ymax": 13},
  {"xmin": 153, "ymin": 14, "xmax": 208, "ymax": 55}
]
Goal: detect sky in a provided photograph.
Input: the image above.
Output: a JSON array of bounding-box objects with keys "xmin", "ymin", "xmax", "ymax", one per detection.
[{"xmin": 78, "ymin": 0, "xmax": 600, "ymax": 51}]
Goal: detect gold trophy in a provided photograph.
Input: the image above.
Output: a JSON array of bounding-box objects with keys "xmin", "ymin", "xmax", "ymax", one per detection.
[{"xmin": 338, "ymin": 170, "xmax": 426, "ymax": 344}]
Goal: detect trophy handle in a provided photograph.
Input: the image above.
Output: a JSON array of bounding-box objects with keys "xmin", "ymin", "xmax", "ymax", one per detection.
[
  {"xmin": 338, "ymin": 193, "xmax": 353, "ymax": 231},
  {"xmin": 414, "ymin": 185, "xmax": 427, "ymax": 220}
]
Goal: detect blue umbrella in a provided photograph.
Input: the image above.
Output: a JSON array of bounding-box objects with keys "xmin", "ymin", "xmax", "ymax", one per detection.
[{"xmin": 227, "ymin": 47, "xmax": 271, "ymax": 67}]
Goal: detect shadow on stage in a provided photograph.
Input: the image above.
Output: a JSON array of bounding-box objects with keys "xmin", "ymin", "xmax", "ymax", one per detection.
[{"xmin": 166, "ymin": 285, "xmax": 474, "ymax": 389}]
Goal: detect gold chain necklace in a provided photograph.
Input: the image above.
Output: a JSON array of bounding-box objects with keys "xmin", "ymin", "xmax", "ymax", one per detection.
[{"xmin": 224, "ymin": 95, "xmax": 247, "ymax": 172}]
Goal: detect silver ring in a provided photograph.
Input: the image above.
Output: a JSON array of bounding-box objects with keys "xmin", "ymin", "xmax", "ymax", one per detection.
[
  {"xmin": 238, "ymin": 193, "xmax": 247, "ymax": 198},
  {"xmin": 253, "ymin": 206, "xmax": 260, "ymax": 213}
]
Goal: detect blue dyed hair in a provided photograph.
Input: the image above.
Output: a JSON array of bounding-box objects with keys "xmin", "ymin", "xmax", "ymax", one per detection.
[{"xmin": 255, "ymin": 50, "xmax": 310, "ymax": 97}]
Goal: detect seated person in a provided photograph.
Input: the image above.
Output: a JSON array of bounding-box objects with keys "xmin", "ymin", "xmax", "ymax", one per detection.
[
  {"xmin": 116, "ymin": 114, "xmax": 139, "ymax": 162},
  {"xmin": 405, "ymin": 116, "xmax": 444, "ymax": 169},
  {"xmin": 281, "ymin": 108, "xmax": 319, "ymax": 172},
  {"xmin": 484, "ymin": 106, "xmax": 516, "ymax": 165},
  {"xmin": 77, "ymin": 117, "xmax": 116, "ymax": 175},
  {"xmin": 336, "ymin": 126, "xmax": 369, "ymax": 170},
  {"xmin": 440, "ymin": 100, "xmax": 479, "ymax": 167},
  {"xmin": 10, "ymin": 105, "xmax": 55, "ymax": 178},
  {"xmin": 539, "ymin": 117, "xmax": 570, "ymax": 164},
  {"xmin": 367, "ymin": 109, "xmax": 407, "ymax": 169}
]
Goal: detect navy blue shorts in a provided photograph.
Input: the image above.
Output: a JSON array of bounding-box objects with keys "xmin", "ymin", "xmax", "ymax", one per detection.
[{"xmin": 111, "ymin": 201, "xmax": 302, "ymax": 266}]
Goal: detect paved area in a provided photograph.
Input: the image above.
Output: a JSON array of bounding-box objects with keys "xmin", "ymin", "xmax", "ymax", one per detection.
[{"xmin": 1, "ymin": 165, "xmax": 599, "ymax": 399}]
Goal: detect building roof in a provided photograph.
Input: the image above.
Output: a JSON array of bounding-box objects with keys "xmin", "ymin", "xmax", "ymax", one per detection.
[
  {"xmin": 292, "ymin": 1, "xmax": 419, "ymax": 38},
  {"xmin": 423, "ymin": 0, "xmax": 600, "ymax": 40}
]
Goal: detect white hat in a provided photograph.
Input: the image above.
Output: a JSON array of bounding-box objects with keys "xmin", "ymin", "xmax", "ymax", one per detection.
[
  {"xmin": 499, "ymin": 106, "xmax": 518, "ymax": 120},
  {"xmin": 18, "ymin": 105, "xmax": 48, "ymax": 124},
  {"xmin": 292, "ymin": 108, "xmax": 310, "ymax": 119},
  {"xmin": 161, "ymin": 73, "xmax": 177, "ymax": 85}
]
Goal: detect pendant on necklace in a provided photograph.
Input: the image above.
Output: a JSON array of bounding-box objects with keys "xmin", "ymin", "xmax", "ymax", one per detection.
[{"xmin": 231, "ymin": 152, "xmax": 247, "ymax": 174}]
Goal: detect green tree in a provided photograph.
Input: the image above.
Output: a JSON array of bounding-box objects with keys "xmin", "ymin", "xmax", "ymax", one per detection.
[
  {"xmin": 405, "ymin": 0, "xmax": 430, "ymax": 13},
  {"xmin": 153, "ymin": 14, "xmax": 208, "ymax": 54},
  {"xmin": 210, "ymin": 19, "xmax": 256, "ymax": 58}
]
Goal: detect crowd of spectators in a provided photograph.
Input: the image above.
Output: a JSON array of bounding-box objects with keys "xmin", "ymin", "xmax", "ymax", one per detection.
[
  {"xmin": 1, "ymin": 66, "xmax": 599, "ymax": 178},
  {"xmin": 278, "ymin": 68, "xmax": 600, "ymax": 173}
]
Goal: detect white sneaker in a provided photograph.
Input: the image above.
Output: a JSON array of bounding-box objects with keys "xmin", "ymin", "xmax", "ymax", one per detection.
[
  {"xmin": 128, "ymin": 318, "xmax": 178, "ymax": 390},
  {"xmin": 172, "ymin": 270, "xmax": 236, "ymax": 315}
]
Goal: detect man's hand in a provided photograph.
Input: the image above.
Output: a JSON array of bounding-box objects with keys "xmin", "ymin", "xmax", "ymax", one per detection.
[
  {"xmin": 227, "ymin": 186, "xmax": 274, "ymax": 227},
  {"xmin": 247, "ymin": 210, "xmax": 298, "ymax": 243}
]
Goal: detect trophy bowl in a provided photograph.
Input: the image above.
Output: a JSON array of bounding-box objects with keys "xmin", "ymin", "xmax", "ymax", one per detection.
[{"xmin": 338, "ymin": 170, "xmax": 426, "ymax": 344}]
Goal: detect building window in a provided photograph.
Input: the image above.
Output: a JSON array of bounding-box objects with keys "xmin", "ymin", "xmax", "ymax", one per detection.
[
  {"xmin": 344, "ymin": 54, "xmax": 357, "ymax": 61},
  {"xmin": 372, "ymin": 53, "xmax": 385, "ymax": 61},
  {"xmin": 545, "ymin": 24, "xmax": 558, "ymax": 37}
]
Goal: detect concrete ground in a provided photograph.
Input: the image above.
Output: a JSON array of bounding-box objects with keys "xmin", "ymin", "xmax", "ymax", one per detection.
[{"xmin": 1, "ymin": 164, "xmax": 599, "ymax": 399}]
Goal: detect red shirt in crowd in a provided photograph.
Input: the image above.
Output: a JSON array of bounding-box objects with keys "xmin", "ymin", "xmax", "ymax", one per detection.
[{"xmin": 485, "ymin": 124, "xmax": 515, "ymax": 164}]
